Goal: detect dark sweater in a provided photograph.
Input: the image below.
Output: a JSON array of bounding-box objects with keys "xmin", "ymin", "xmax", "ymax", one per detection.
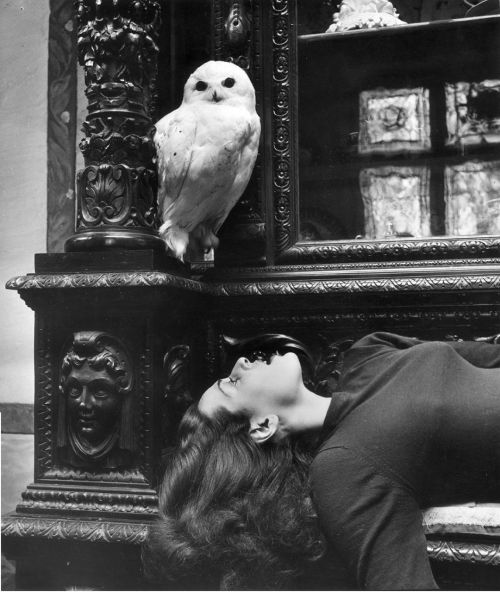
[{"xmin": 310, "ymin": 332, "xmax": 500, "ymax": 590}]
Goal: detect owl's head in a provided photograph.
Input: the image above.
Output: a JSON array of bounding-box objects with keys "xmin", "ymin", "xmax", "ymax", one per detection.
[{"xmin": 183, "ymin": 60, "xmax": 256, "ymax": 111}]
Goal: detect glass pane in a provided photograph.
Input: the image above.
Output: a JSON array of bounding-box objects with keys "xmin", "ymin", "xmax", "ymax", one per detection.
[{"xmin": 297, "ymin": 1, "xmax": 500, "ymax": 242}]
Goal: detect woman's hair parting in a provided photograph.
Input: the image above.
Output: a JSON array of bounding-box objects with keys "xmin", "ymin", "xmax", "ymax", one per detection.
[{"xmin": 143, "ymin": 405, "xmax": 324, "ymax": 590}]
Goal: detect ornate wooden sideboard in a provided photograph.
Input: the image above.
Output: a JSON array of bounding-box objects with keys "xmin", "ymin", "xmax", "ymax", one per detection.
[{"xmin": 3, "ymin": 0, "xmax": 500, "ymax": 589}]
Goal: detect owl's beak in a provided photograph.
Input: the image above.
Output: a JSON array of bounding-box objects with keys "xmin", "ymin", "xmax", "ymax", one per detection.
[{"xmin": 212, "ymin": 91, "xmax": 221, "ymax": 103}]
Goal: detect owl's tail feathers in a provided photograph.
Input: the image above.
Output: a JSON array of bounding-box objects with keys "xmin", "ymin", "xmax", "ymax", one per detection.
[{"xmin": 159, "ymin": 221, "xmax": 189, "ymax": 262}]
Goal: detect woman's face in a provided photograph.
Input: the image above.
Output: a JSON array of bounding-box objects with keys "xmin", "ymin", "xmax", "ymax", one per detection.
[{"xmin": 198, "ymin": 352, "xmax": 304, "ymax": 419}]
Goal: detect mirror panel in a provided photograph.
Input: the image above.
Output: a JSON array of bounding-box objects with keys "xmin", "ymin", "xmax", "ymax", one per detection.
[{"xmin": 296, "ymin": 2, "xmax": 500, "ymax": 245}]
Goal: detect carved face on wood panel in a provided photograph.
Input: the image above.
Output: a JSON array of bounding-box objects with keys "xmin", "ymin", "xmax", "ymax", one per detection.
[
  {"xmin": 58, "ymin": 332, "xmax": 135, "ymax": 468},
  {"xmin": 66, "ymin": 362, "xmax": 122, "ymax": 447}
]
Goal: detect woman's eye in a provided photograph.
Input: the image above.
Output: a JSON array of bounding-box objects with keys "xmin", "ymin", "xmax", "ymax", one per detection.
[
  {"xmin": 68, "ymin": 386, "xmax": 81, "ymax": 398},
  {"xmin": 195, "ymin": 80, "xmax": 208, "ymax": 91}
]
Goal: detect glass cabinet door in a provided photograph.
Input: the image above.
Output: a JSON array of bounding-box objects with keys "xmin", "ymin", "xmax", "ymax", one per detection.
[{"xmin": 281, "ymin": 0, "xmax": 500, "ymax": 263}]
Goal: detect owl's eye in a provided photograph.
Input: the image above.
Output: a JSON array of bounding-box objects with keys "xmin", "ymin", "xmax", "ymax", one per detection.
[
  {"xmin": 222, "ymin": 77, "xmax": 235, "ymax": 88},
  {"xmin": 195, "ymin": 80, "xmax": 208, "ymax": 91}
]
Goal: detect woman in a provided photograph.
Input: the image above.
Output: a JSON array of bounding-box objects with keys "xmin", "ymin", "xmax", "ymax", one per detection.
[{"xmin": 144, "ymin": 331, "xmax": 500, "ymax": 590}]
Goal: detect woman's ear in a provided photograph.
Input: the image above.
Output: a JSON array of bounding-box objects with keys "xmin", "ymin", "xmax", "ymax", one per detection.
[{"xmin": 249, "ymin": 415, "xmax": 279, "ymax": 444}]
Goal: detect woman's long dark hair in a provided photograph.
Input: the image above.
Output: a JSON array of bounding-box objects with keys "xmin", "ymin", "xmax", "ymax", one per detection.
[{"xmin": 143, "ymin": 405, "xmax": 324, "ymax": 590}]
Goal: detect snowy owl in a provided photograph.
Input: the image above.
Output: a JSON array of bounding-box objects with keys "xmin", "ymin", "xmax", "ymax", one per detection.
[{"xmin": 155, "ymin": 60, "xmax": 261, "ymax": 261}]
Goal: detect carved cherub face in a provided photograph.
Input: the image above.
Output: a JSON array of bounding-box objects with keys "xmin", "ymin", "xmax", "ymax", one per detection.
[
  {"xmin": 65, "ymin": 361, "xmax": 123, "ymax": 446},
  {"xmin": 59, "ymin": 332, "xmax": 134, "ymax": 462}
]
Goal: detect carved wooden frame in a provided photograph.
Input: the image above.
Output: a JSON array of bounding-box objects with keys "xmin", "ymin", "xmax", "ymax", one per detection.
[{"xmin": 260, "ymin": 1, "xmax": 500, "ymax": 266}]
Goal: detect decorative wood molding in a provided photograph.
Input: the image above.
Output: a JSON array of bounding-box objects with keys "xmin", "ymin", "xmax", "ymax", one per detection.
[
  {"xmin": 7, "ymin": 265, "xmax": 500, "ymax": 297},
  {"xmin": 17, "ymin": 486, "xmax": 157, "ymax": 516},
  {"xmin": 214, "ymin": 273, "xmax": 500, "ymax": 296},
  {"xmin": 280, "ymin": 237, "xmax": 500, "ymax": 264},
  {"xmin": 219, "ymin": 309, "xmax": 500, "ymax": 331},
  {"xmin": 35, "ymin": 317, "xmax": 56, "ymax": 478},
  {"xmin": 43, "ymin": 467, "xmax": 147, "ymax": 483},
  {"xmin": 2, "ymin": 514, "xmax": 150, "ymax": 545},
  {"xmin": 428, "ymin": 539, "xmax": 500, "ymax": 565},
  {"xmin": 5, "ymin": 272, "xmax": 207, "ymax": 293},
  {"xmin": 270, "ymin": 0, "xmax": 297, "ymax": 261}
]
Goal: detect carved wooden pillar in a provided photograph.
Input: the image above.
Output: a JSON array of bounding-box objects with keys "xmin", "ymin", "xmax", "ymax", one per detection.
[{"xmin": 65, "ymin": 0, "xmax": 165, "ymax": 252}]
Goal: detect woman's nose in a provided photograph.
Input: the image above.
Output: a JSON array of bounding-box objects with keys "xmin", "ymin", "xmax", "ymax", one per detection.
[{"xmin": 236, "ymin": 357, "xmax": 251, "ymax": 369}]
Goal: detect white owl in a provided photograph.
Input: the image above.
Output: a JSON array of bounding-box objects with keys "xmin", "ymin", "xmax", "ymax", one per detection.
[{"xmin": 155, "ymin": 60, "xmax": 261, "ymax": 261}]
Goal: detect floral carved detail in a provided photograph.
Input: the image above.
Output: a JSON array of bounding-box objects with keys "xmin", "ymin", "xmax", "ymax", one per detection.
[
  {"xmin": 2, "ymin": 514, "xmax": 150, "ymax": 544},
  {"xmin": 6, "ymin": 271, "xmax": 207, "ymax": 293},
  {"xmin": 18, "ymin": 487, "xmax": 157, "ymax": 515},
  {"xmin": 427, "ymin": 539, "xmax": 500, "ymax": 565},
  {"xmin": 215, "ymin": 273, "xmax": 500, "ymax": 297},
  {"xmin": 77, "ymin": 164, "xmax": 156, "ymax": 228},
  {"xmin": 44, "ymin": 467, "xmax": 148, "ymax": 483},
  {"xmin": 81, "ymin": 116, "xmax": 155, "ymax": 167},
  {"xmin": 76, "ymin": 0, "xmax": 160, "ymax": 110}
]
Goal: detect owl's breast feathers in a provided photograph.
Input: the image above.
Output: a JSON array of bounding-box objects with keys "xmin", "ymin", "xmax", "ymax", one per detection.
[{"xmin": 155, "ymin": 102, "xmax": 260, "ymax": 232}]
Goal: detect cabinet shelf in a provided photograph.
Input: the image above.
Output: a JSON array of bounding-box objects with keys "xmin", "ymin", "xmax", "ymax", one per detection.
[{"xmin": 297, "ymin": 14, "xmax": 500, "ymax": 44}]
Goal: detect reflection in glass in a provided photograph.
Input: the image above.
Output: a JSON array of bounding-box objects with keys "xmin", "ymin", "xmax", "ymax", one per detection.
[
  {"xmin": 445, "ymin": 161, "xmax": 500, "ymax": 236},
  {"xmin": 359, "ymin": 87, "xmax": 430, "ymax": 155},
  {"xmin": 360, "ymin": 167, "xmax": 430, "ymax": 239},
  {"xmin": 445, "ymin": 80, "xmax": 500, "ymax": 148},
  {"xmin": 297, "ymin": 7, "xmax": 500, "ymax": 243}
]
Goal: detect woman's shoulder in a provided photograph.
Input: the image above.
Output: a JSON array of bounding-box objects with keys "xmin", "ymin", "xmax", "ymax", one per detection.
[{"xmin": 310, "ymin": 443, "xmax": 410, "ymax": 504}]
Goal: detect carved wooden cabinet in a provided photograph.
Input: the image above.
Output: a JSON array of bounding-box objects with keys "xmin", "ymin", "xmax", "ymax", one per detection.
[
  {"xmin": 215, "ymin": 0, "xmax": 500, "ymax": 267},
  {"xmin": 3, "ymin": 0, "xmax": 500, "ymax": 589}
]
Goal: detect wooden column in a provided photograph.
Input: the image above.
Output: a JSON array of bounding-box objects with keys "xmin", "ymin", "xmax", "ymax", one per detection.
[{"xmin": 65, "ymin": 0, "xmax": 165, "ymax": 252}]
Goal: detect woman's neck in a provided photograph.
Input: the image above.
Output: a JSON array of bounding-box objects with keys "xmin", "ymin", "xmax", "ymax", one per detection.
[{"xmin": 283, "ymin": 387, "xmax": 331, "ymax": 436}]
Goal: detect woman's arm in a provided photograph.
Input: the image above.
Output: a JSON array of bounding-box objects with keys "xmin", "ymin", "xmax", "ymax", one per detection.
[
  {"xmin": 311, "ymin": 446, "xmax": 439, "ymax": 591},
  {"xmin": 445, "ymin": 338, "xmax": 500, "ymax": 368},
  {"xmin": 347, "ymin": 332, "xmax": 500, "ymax": 369}
]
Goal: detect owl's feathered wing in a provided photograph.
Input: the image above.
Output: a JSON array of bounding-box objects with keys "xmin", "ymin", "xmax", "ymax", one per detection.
[{"xmin": 155, "ymin": 103, "xmax": 260, "ymax": 261}]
